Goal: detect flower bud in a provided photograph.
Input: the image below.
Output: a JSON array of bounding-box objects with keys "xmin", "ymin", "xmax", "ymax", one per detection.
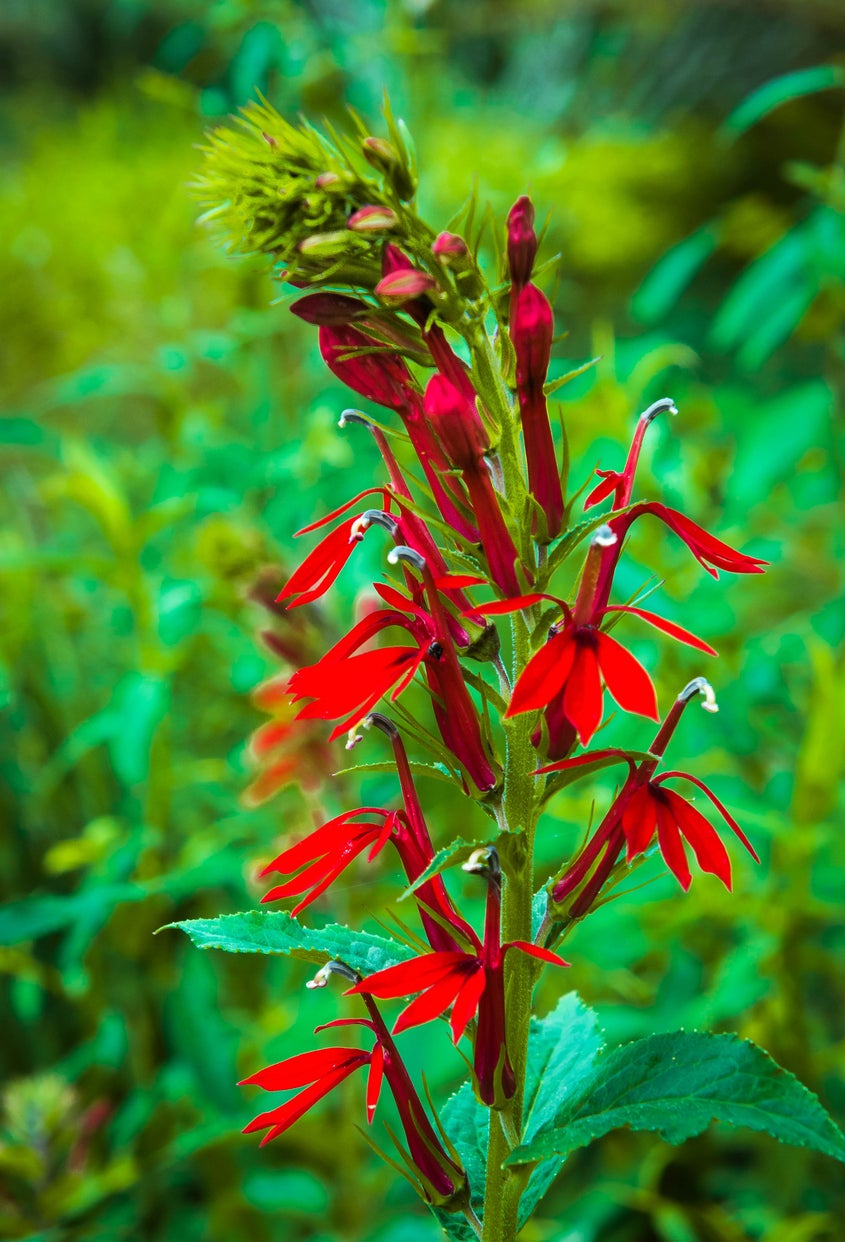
[
  {"xmin": 432, "ymin": 231, "xmax": 469, "ymax": 261},
  {"xmin": 423, "ymin": 374, "xmax": 487, "ymax": 470},
  {"xmin": 290, "ymin": 293, "xmax": 371, "ymax": 326},
  {"xmin": 506, "ymin": 195, "xmax": 537, "ymax": 289},
  {"xmin": 298, "ymin": 230, "xmax": 357, "ymax": 256},
  {"xmin": 348, "ymin": 205, "xmax": 399, "ymax": 232},
  {"xmin": 361, "ymin": 137, "xmax": 416, "ymax": 200},
  {"xmin": 375, "ymin": 269, "xmax": 438, "ymax": 305}
]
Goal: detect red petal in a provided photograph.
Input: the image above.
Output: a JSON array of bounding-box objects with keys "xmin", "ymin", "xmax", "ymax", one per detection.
[
  {"xmin": 244, "ymin": 1061, "xmax": 366, "ymax": 1143},
  {"xmin": 601, "ymin": 606, "xmax": 717, "ymax": 656},
  {"xmin": 595, "ymin": 631, "xmax": 658, "ymax": 721},
  {"xmin": 473, "ymin": 592, "xmax": 566, "ymax": 617},
  {"xmin": 448, "ymin": 964, "xmax": 487, "ymax": 1043},
  {"xmin": 279, "ymin": 518, "xmax": 361, "ymax": 607},
  {"xmin": 655, "ymin": 771, "xmax": 759, "ymax": 862},
  {"xmin": 348, "ymin": 951, "xmax": 472, "ymax": 999},
  {"xmin": 583, "ymin": 469, "xmax": 622, "ymax": 511},
  {"xmin": 563, "ymin": 643, "xmax": 604, "ymax": 745},
  {"xmin": 295, "ymin": 488, "xmax": 390, "ymax": 536},
  {"xmin": 507, "ymin": 631, "xmax": 576, "ymax": 716},
  {"xmin": 621, "ymin": 786, "xmax": 658, "ymax": 858},
  {"xmin": 261, "ymin": 809, "xmax": 387, "ymax": 874},
  {"xmin": 365, "ymin": 1042, "xmax": 384, "ymax": 1123},
  {"xmin": 536, "ymin": 748, "xmax": 633, "ymax": 777},
  {"xmin": 240, "ymin": 1046, "xmax": 365, "ymax": 1091},
  {"xmin": 393, "ymin": 969, "xmax": 469, "ymax": 1035},
  {"xmin": 655, "ymin": 797, "xmax": 691, "ymax": 890},
  {"xmin": 504, "ymin": 941, "xmax": 570, "ymax": 968},
  {"xmin": 665, "ymin": 789, "xmax": 732, "ymax": 890}
]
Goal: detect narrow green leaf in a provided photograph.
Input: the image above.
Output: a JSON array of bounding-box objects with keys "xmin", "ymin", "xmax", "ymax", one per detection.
[
  {"xmin": 507, "ymin": 1031, "xmax": 845, "ymax": 1167},
  {"xmin": 397, "ymin": 837, "xmax": 490, "ymax": 901},
  {"xmin": 632, "ymin": 226, "xmax": 719, "ymax": 324},
  {"xmin": 722, "ymin": 65, "xmax": 845, "ymax": 140},
  {"xmin": 165, "ymin": 910, "xmax": 413, "ymax": 977}
]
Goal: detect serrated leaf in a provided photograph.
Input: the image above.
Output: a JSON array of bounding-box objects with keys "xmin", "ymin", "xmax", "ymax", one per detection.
[
  {"xmin": 166, "ymin": 910, "xmax": 413, "ymax": 977},
  {"xmin": 544, "ymin": 356, "xmax": 600, "ymax": 397},
  {"xmin": 506, "ymin": 1031, "xmax": 845, "ymax": 1167},
  {"xmin": 331, "ymin": 759, "xmax": 457, "ymax": 786},
  {"xmin": 398, "ymin": 837, "xmax": 490, "ymax": 901},
  {"xmin": 442, "ymin": 1082, "xmax": 489, "ymax": 1217},
  {"xmin": 516, "ymin": 994, "xmax": 605, "ymax": 1222}
]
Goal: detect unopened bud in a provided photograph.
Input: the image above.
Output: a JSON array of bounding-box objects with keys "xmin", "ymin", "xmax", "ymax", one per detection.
[
  {"xmin": 506, "ymin": 195, "xmax": 537, "ymax": 288},
  {"xmin": 290, "ymin": 293, "xmax": 370, "ymax": 325},
  {"xmin": 299, "ymin": 231, "xmax": 355, "ymax": 256},
  {"xmin": 315, "ymin": 171, "xmax": 340, "ymax": 187},
  {"xmin": 348, "ymin": 204, "xmax": 399, "ymax": 232},
  {"xmin": 362, "ymin": 137, "xmax": 416, "ymax": 200},
  {"xmin": 432, "ymin": 231, "xmax": 470, "ymax": 261},
  {"xmin": 375, "ymin": 269, "xmax": 438, "ymax": 304}
]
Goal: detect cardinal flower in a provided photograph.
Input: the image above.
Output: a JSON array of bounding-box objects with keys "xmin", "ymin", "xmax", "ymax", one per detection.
[
  {"xmin": 541, "ymin": 679, "xmax": 759, "ymax": 905},
  {"xmin": 350, "ymin": 849, "xmax": 566, "ymax": 1107},
  {"xmin": 287, "ymin": 563, "xmax": 497, "ymax": 790},
  {"xmin": 241, "ymin": 967, "xmax": 467, "ymax": 1208},
  {"xmin": 262, "ymin": 717, "xmax": 478, "ymax": 952},
  {"xmin": 481, "ymin": 584, "xmax": 714, "ymax": 746}
]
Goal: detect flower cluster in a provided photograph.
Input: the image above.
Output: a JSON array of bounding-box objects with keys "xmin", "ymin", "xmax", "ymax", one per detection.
[{"xmin": 210, "ymin": 105, "xmax": 765, "ymax": 1228}]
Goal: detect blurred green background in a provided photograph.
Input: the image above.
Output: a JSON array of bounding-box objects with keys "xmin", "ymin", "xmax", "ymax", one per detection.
[{"xmin": 1, "ymin": 2, "xmax": 844, "ymax": 1239}]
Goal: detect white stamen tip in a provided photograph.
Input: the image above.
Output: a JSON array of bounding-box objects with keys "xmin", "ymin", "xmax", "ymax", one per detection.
[
  {"xmin": 679, "ymin": 676, "xmax": 718, "ymax": 712},
  {"xmin": 345, "ymin": 728, "xmax": 365, "ymax": 751},
  {"xmin": 592, "ymin": 524, "xmax": 618, "ymax": 548}
]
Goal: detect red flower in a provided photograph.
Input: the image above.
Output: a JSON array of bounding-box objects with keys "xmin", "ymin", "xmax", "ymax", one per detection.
[
  {"xmin": 618, "ymin": 772, "xmax": 759, "ymax": 892},
  {"xmin": 350, "ymin": 856, "xmax": 566, "ymax": 1106},
  {"xmin": 511, "ymin": 282, "xmax": 563, "ymax": 540},
  {"xmin": 424, "ymin": 374, "xmax": 525, "ymax": 596},
  {"xmin": 288, "ymin": 571, "xmax": 497, "ymax": 790},
  {"xmin": 241, "ymin": 1041, "xmax": 373, "ymax": 1146},
  {"xmin": 241, "ymin": 998, "xmax": 466, "ymax": 1207},
  {"xmin": 485, "ymin": 590, "xmax": 713, "ymax": 745}
]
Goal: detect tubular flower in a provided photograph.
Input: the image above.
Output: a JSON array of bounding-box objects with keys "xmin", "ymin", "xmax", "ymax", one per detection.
[
  {"xmin": 287, "ymin": 569, "xmax": 497, "ymax": 790},
  {"xmin": 424, "ymin": 374, "xmax": 524, "ymax": 596},
  {"xmin": 486, "ymin": 588, "xmax": 714, "ymax": 746},
  {"xmin": 541, "ymin": 680, "xmax": 759, "ymax": 905},
  {"xmin": 350, "ymin": 851, "xmax": 566, "ymax": 1108},
  {"xmin": 278, "ymin": 479, "xmax": 484, "ymax": 648},
  {"xmin": 319, "ymin": 323, "xmax": 478, "ymax": 542},
  {"xmin": 241, "ymin": 980, "xmax": 467, "ymax": 1208},
  {"xmin": 511, "ymin": 282, "xmax": 563, "ymax": 540}
]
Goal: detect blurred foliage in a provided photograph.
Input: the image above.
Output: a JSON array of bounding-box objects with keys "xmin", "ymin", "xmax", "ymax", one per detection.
[{"xmin": 1, "ymin": 2, "xmax": 843, "ymax": 1240}]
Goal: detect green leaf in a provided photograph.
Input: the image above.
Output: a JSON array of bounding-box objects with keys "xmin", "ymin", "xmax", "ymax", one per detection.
[
  {"xmin": 517, "ymin": 994, "xmax": 605, "ymax": 1223},
  {"xmin": 506, "ymin": 1031, "xmax": 845, "ymax": 1167},
  {"xmin": 632, "ymin": 226, "xmax": 719, "ymax": 324},
  {"xmin": 442, "ymin": 1082, "xmax": 488, "ymax": 1218},
  {"xmin": 165, "ymin": 910, "xmax": 413, "ymax": 977},
  {"xmin": 398, "ymin": 837, "xmax": 490, "ymax": 901},
  {"xmin": 721, "ymin": 65, "xmax": 845, "ymax": 140},
  {"xmin": 523, "ymin": 993, "xmax": 605, "ymax": 1141},
  {"xmin": 108, "ymin": 672, "xmax": 170, "ymax": 785}
]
